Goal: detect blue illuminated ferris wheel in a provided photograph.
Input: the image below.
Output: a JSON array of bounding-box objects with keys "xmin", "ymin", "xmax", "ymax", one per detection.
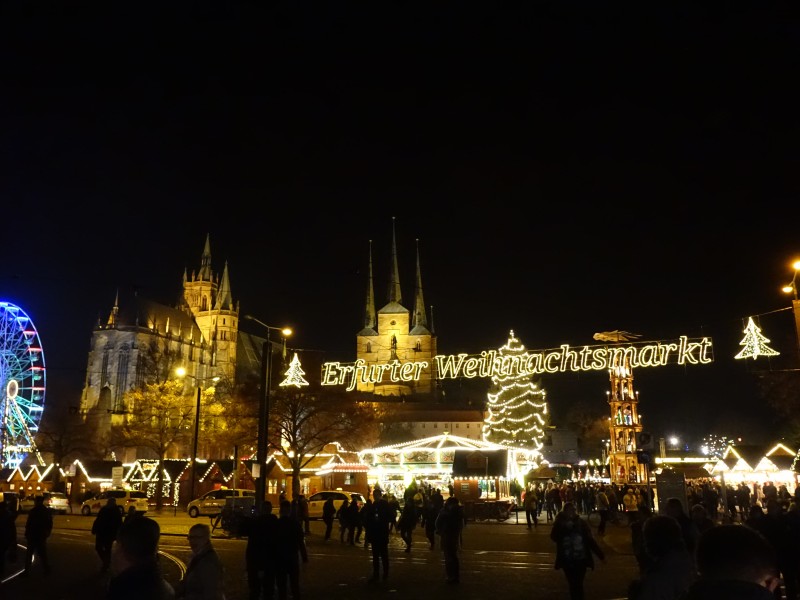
[{"xmin": 0, "ymin": 301, "xmax": 46, "ymax": 468}]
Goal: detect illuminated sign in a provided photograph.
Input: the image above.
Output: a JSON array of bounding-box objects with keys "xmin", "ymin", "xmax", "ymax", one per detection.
[{"xmin": 321, "ymin": 335, "xmax": 713, "ymax": 390}]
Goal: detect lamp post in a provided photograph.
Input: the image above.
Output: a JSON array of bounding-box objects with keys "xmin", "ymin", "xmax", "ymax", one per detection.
[
  {"xmin": 782, "ymin": 260, "xmax": 800, "ymax": 356},
  {"xmin": 176, "ymin": 367, "xmax": 219, "ymax": 502},
  {"xmin": 243, "ymin": 315, "xmax": 292, "ymax": 505}
]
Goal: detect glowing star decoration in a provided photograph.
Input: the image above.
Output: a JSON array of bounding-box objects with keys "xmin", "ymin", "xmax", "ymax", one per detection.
[
  {"xmin": 279, "ymin": 353, "xmax": 309, "ymax": 388},
  {"xmin": 482, "ymin": 330, "xmax": 549, "ymax": 451},
  {"xmin": 734, "ymin": 317, "xmax": 780, "ymax": 360}
]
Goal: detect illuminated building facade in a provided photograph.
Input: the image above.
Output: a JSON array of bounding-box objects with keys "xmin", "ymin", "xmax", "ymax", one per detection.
[{"xmin": 355, "ymin": 218, "xmax": 437, "ymax": 396}]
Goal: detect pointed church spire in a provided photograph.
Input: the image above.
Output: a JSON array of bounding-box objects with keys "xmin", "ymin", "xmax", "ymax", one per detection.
[
  {"xmin": 198, "ymin": 233, "xmax": 213, "ymax": 281},
  {"xmin": 214, "ymin": 261, "xmax": 234, "ymax": 310},
  {"xmin": 106, "ymin": 289, "xmax": 120, "ymax": 327},
  {"xmin": 412, "ymin": 239, "xmax": 427, "ymax": 329},
  {"xmin": 388, "ymin": 217, "xmax": 402, "ymax": 304},
  {"xmin": 363, "ymin": 240, "xmax": 376, "ymax": 329}
]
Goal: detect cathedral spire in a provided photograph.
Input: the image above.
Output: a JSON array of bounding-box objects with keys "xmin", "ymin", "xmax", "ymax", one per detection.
[
  {"xmin": 388, "ymin": 217, "xmax": 402, "ymax": 304},
  {"xmin": 198, "ymin": 233, "xmax": 213, "ymax": 281},
  {"xmin": 363, "ymin": 240, "xmax": 376, "ymax": 329},
  {"xmin": 214, "ymin": 261, "xmax": 234, "ymax": 310},
  {"xmin": 106, "ymin": 289, "xmax": 120, "ymax": 327},
  {"xmin": 412, "ymin": 239, "xmax": 428, "ymax": 329}
]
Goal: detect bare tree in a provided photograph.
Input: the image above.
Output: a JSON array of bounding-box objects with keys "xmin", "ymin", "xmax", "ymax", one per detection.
[
  {"xmin": 112, "ymin": 380, "xmax": 194, "ymax": 509},
  {"xmin": 270, "ymin": 387, "xmax": 379, "ymax": 498}
]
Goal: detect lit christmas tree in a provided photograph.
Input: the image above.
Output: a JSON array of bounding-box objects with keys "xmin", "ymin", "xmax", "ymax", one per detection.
[
  {"xmin": 734, "ymin": 316, "xmax": 780, "ymax": 360},
  {"xmin": 482, "ymin": 330, "xmax": 548, "ymax": 450},
  {"xmin": 279, "ymin": 353, "xmax": 310, "ymax": 388}
]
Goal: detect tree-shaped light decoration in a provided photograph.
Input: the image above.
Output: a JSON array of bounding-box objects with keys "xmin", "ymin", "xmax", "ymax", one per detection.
[
  {"xmin": 734, "ymin": 316, "xmax": 780, "ymax": 360},
  {"xmin": 482, "ymin": 330, "xmax": 548, "ymax": 450},
  {"xmin": 279, "ymin": 353, "xmax": 309, "ymax": 388}
]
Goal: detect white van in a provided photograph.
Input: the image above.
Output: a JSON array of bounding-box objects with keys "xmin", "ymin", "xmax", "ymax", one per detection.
[{"xmin": 187, "ymin": 488, "xmax": 255, "ymax": 518}]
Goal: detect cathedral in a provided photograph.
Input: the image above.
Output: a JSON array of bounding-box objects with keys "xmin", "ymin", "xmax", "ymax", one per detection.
[{"xmin": 78, "ymin": 223, "xmax": 441, "ymax": 461}]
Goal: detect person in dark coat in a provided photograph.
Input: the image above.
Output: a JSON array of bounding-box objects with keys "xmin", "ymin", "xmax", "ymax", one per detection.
[
  {"xmin": 108, "ymin": 516, "xmax": 174, "ymax": 599},
  {"xmin": 24, "ymin": 494, "xmax": 53, "ymax": 575},
  {"xmin": 321, "ymin": 496, "xmax": 336, "ymax": 542},
  {"xmin": 550, "ymin": 502, "xmax": 605, "ymax": 600},
  {"xmin": 681, "ymin": 524, "xmax": 780, "ymax": 600},
  {"xmin": 364, "ymin": 488, "xmax": 393, "ymax": 582},
  {"xmin": 244, "ymin": 500, "xmax": 278, "ymax": 600},
  {"xmin": 336, "ymin": 498, "xmax": 350, "ymax": 544},
  {"xmin": 398, "ymin": 501, "xmax": 417, "ymax": 552},
  {"xmin": 346, "ymin": 497, "xmax": 362, "ymax": 544},
  {"xmin": 627, "ymin": 515, "xmax": 695, "ymax": 600},
  {"xmin": 0, "ymin": 500, "xmax": 17, "ymax": 575},
  {"xmin": 92, "ymin": 496, "xmax": 123, "ymax": 572},
  {"xmin": 435, "ymin": 496, "xmax": 464, "ymax": 584},
  {"xmin": 422, "ymin": 496, "xmax": 438, "ymax": 550},
  {"xmin": 273, "ymin": 499, "xmax": 308, "ymax": 600},
  {"xmin": 359, "ymin": 497, "xmax": 373, "ymax": 550}
]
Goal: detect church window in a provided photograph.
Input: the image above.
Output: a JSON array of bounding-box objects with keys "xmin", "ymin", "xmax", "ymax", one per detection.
[
  {"xmin": 366, "ymin": 342, "xmax": 372, "ymax": 353},
  {"xmin": 201, "ymin": 296, "xmax": 208, "ymax": 311},
  {"xmin": 114, "ymin": 348, "xmax": 130, "ymax": 409},
  {"xmin": 415, "ymin": 340, "xmax": 421, "ymax": 351},
  {"xmin": 101, "ymin": 351, "xmax": 110, "ymax": 388}
]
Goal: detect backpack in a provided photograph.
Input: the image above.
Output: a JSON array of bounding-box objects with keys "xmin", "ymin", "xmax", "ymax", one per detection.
[{"xmin": 560, "ymin": 530, "xmax": 586, "ymax": 561}]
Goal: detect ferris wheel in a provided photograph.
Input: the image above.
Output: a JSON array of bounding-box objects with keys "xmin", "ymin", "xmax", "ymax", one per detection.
[{"xmin": 0, "ymin": 301, "xmax": 46, "ymax": 469}]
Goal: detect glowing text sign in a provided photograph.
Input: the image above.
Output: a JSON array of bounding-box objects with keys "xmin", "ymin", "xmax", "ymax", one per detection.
[{"xmin": 321, "ymin": 336, "xmax": 713, "ymax": 391}]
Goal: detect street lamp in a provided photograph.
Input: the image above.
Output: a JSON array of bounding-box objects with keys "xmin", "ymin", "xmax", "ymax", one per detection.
[
  {"xmin": 243, "ymin": 315, "xmax": 292, "ymax": 505},
  {"xmin": 176, "ymin": 367, "xmax": 219, "ymax": 502},
  {"xmin": 782, "ymin": 260, "xmax": 800, "ymax": 355}
]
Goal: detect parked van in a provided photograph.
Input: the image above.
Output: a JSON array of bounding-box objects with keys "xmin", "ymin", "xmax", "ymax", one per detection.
[{"xmin": 187, "ymin": 488, "xmax": 255, "ymax": 518}]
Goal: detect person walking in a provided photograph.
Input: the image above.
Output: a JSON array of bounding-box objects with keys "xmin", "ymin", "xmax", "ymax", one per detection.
[
  {"xmin": 550, "ymin": 502, "xmax": 605, "ymax": 600},
  {"xmin": 422, "ymin": 496, "xmax": 438, "ymax": 550},
  {"xmin": 595, "ymin": 485, "xmax": 610, "ymax": 537},
  {"xmin": 297, "ymin": 494, "xmax": 311, "ymax": 536},
  {"xmin": 337, "ymin": 498, "xmax": 350, "ymax": 544},
  {"xmin": 0, "ymin": 500, "xmax": 17, "ymax": 575},
  {"xmin": 359, "ymin": 497, "xmax": 373, "ymax": 550},
  {"xmin": 435, "ymin": 496, "xmax": 465, "ymax": 584},
  {"xmin": 398, "ymin": 501, "xmax": 416, "ymax": 552},
  {"xmin": 364, "ymin": 488, "xmax": 393, "ymax": 583},
  {"xmin": 321, "ymin": 496, "xmax": 336, "ymax": 541},
  {"xmin": 108, "ymin": 516, "xmax": 174, "ymax": 599},
  {"xmin": 622, "ymin": 488, "xmax": 639, "ymax": 525},
  {"xmin": 244, "ymin": 500, "xmax": 278, "ymax": 600},
  {"xmin": 124, "ymin": 505, "xmax": 139, "ymax": 523},
  {"xmin": 23, "ymin": 494, "xmax": 53, "ymax": 575},
  {"xmin": 175, "ymin": 523, "xmax": 226, "ymax": 600},
  {"xmin": 92, "ymin": 496, "xmax": 123, "ymax": 572},
  {"xmin": 346, "ymin": 496, "xmax": 362, "ymax": 544},
  {"xmin": 523, "ymin": 487, "xmax": 538, "ymax": 530},
  {"xmin": 273, "ymin": 499, "xmax": 308, "ymax": 600}
]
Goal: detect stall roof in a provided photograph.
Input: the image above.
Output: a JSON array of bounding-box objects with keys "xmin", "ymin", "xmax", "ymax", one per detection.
[{"xmin": 452, "ymin": 449, "xmax": 509, "ymax": 477}]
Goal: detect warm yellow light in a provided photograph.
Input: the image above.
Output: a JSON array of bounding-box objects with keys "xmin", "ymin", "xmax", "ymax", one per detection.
[
  {"xmin": 281, "ymin": 327, "xmax": 293, "ymax": 337},
  {"xmin": 793, "ymin": 260, "xmax": 800, "ymax": 271},
  {"xmin": 783, "ymin": 285, "xmax": 795, "ymax": 294},
  {"xmin": 176, "ymin": 367, "xmax": 187, "ymax": 378}
]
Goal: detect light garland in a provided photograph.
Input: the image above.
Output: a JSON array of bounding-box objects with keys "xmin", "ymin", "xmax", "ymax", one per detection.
[
  {"xmin": 279, "ymin": 353, "xmax": 310, "ymax": 387},
  {"xmin": 734, "ymin": 316, "xmax": 780, "ymax": 360},
  {"xmin": 483, "ymin": 331, "xmax": 548, "ymax": 450}
]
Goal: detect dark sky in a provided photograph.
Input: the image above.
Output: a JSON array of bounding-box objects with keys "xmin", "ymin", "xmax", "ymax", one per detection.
[{"xmin": 2, "ymin": 4, "xmax": 799, "ymax": 447}]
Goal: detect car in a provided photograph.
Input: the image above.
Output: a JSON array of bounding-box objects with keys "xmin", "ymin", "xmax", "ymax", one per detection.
[
  {"xmin": 81, "ymin": 489, "xmax": 149, "ymax": 516},
  {"xmin": 306, "ymin": 490, "xmax": 365, "ymax": 519},
  {"xmin": 19, "ymin": 491, "xmax": 71, "ymax": 514},
  {"xmin": 187, "ymin": 488, "xmax": 256, "ymax": 518}
]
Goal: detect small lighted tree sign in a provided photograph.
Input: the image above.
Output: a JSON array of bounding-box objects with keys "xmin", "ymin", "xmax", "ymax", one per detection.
[
  {"xmin": 482, "ymin": 330, "xmax": 548, "ymax": 450},
  {"xmin": 734, "ymin": 316, "xmax": 780, "ymax": 360},
  {"xmin": 279, "ymin": 353, "xmax": 310, "ymax": 388}
]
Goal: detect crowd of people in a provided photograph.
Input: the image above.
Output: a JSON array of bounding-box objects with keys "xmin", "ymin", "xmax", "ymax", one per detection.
[{"xmin": 4, "ymin": 477, "xmax": 799, "ymax": 600}]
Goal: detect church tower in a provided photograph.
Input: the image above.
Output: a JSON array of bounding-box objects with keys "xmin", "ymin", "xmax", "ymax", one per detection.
[
  {"xmin": 356, "ymin": 218, "xmax": 437, "ymax": 397},
  {"xmin": 606, "ymin": 360, "xmax": 646, "ymax": 485},
  {"xmin": 180, "ymin": 234, "xmax": 240, "ymax": 382}
]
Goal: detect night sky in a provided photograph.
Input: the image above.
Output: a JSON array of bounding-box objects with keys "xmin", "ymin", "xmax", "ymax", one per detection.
[{"xmin": 2, "ymin": 4, "xmax": 798, "ymax": 447}]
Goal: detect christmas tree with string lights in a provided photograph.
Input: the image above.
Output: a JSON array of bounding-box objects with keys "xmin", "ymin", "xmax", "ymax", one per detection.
[
  {"xmin": 734, "ymin": 316, "xmax": 780, "ymax": 360},
  {"xmin": 482, "ymin": 330, "xmax": 548, "ymax": 450},
  {"xmin": 279, "ymin": 353, "xmax": 310, "ymax": 388}
]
